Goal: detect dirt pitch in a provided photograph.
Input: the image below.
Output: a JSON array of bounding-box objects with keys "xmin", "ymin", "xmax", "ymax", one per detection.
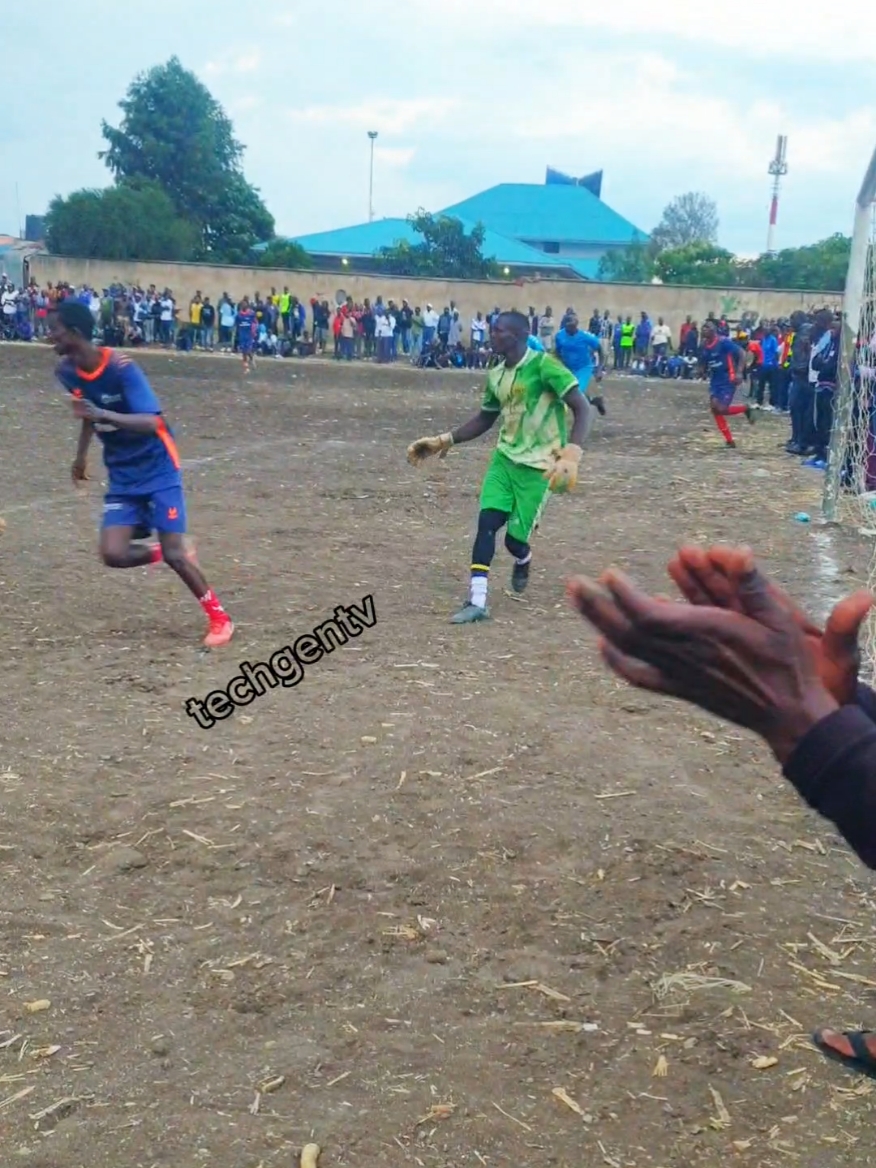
[{"xmin": 2, "ymin": 345, "xmax": 876, "ymax": 1168}]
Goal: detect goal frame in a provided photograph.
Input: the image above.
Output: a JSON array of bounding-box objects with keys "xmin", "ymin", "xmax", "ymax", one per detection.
[{"xmin": 822, "ymin": 146, "xmax": 876, "ymax": 521}]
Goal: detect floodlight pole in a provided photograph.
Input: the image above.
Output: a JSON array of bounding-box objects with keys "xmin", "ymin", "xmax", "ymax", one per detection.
[
  {"xmin": 766, "ymin": 135, "xmax": 788, "ymax": 255},
  {"xmin": 368, "ymin": 132, "xmax": 378, "ymax": 222}
]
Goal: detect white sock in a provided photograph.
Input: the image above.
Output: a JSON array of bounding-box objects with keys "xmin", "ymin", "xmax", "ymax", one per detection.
[
  {"xmin": 515, "ymin": 552, "xmax": 532, "ymax": 566},
  {"xmin": 470, "ymin": 575, "xmax": 488, "ymax": 608}
]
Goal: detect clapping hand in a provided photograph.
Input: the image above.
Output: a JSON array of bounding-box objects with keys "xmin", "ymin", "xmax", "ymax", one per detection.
[
  {"xmin": 667, "ymin": 545, "xmax": 872, "ymax": 707},
  {"xmin": 567, "ymin": 550, "xmax": 839, "ymax": 763}
]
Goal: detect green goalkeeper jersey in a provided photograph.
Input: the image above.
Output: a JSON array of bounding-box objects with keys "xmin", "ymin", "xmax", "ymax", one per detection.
[{"xmin": 481, "ymin": 348, "xmax": 578, "ymax": 470}]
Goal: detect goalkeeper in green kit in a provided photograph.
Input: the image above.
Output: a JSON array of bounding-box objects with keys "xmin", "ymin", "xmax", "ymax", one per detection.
[{"xmin": 407, "ymin": 310, "xmax": 592, "ymax": 624}]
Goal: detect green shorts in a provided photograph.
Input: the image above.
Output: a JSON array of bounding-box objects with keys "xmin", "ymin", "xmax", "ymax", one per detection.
[{"xmin": 479, "ymin": 449, "xmax": 551, "ymax": 544}]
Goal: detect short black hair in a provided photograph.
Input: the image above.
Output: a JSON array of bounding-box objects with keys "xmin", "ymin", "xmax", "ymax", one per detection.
[
  {"xmin": 496, "ymin": 310, "xmax": 530, "ymax": 336},
  {"xmin": 53, "ymin": 299, "xmax": 95, "ymax": 340}
]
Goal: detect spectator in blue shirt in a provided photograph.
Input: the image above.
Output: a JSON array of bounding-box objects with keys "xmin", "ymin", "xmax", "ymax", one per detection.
[
  {"xmin": 633, "ymin": 312, "xmax": 652, "ymax": 372},
  {"xmin": 612, "ymin": 316, "xmax": 623, "ymax": 369},
  {"xmin": 554, "ymin": 312, "xmax": 607, "ymax": 416},
  {"xmin": 755, "ymin": 325, "xmax": 782, "ymax": 411}
]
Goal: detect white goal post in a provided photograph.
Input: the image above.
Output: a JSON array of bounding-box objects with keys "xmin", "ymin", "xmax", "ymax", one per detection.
[{"xmin": 822, "ymin": 145, "xmax": 876, "ymax": 521}]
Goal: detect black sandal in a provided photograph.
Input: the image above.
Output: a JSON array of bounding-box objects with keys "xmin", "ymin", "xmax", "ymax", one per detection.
[{"xmin": 812, "ymin": 1028, "xmax": 876, "ymax": 1080}]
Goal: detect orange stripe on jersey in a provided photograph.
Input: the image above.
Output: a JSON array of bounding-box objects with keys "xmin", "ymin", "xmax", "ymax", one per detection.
[
  {"xmin": 75, "ymin": 347, "xmax": 111, "ymax": 382},
  {"xmin": 725, "ymin": 354, "xmax": 734, "ymax": 377},
  {"xmin": 156, "ymin": 417, "xmax": 181, "ymax": 469}
]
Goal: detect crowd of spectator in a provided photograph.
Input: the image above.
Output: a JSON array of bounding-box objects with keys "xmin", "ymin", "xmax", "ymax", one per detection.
[
  {"xmin": 0, "ymin": 275, "xmax": 569, "ymax": 369},
  {"xmin": 594, "ymin": 305, "xmax": 847, "ymax": 473},
  {"xmin": 0, "ymin": 276, "xmax": 762, "ymax": 379},
  {"xmin": 0, "ymin": 273, "xmax": 850, "ymax": 477}
]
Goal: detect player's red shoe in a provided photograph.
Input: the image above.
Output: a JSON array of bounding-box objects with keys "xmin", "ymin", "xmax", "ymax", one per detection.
[{"xmin": 204, "ymin": 616, "xmax": 234, "ymax": 648}]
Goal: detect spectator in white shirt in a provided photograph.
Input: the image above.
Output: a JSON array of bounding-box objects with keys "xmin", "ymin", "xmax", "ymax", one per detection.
[
  {"xmin": 1, "ymin": 285, "xmax": 18, "ymax": 318},
  {"xmin": 160, "ymin": 293, "xmax": 175, "ymax": 346},
  {"xmin": 651, "ymin": 317, "xmax": 671, "ymax": 357},
  {"xmin": 375, "ymin": 311, "xmax": 396, "ymax": 363},
  {"xmin": 538, "ymin": 307, "xmax": 555, "ymax": 350},
  {"xmin": 219, "ymin": 296, "xmax": 236, "ymax": 351},
  {"xmin": 471, "ymin": 312, "xmax": 487, "ymax": 346},
  {"xmin": 422, "ymin": 304, "xmax": 439, "ymax": 349}
]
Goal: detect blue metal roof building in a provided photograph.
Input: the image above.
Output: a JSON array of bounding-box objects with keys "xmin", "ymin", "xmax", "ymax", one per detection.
[
  {"xmin": 279, "ymin": 175, "xmax": 646, "ymax": 281},
  {"xmin": 287, "ymin": 217, "xmax": 591, "ymax": 280},
  {"xmin": 290, "ymin": 216, "xmax": 574, "ymax": 273},
  {"xmin": 440, "ymin": 183, "xmax": 647, "ymax": 262}
]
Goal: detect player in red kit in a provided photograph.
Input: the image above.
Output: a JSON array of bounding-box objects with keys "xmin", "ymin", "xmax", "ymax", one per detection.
[{"xmin": 50, "ymin": 300, "xmax": 234, "ymax": 648}]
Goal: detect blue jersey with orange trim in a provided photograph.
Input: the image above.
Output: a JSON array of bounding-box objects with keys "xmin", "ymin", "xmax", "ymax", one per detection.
[
  {"xmin": 702, "ymin": 337, "xmax": 741, "ymax": 395},
  {"xmin": 55, "ymin": 349, "xmax": 182, "ymax": 494},
  {"xmin": 236, "ymin": 308, "xmax": 256, "ymax": 344}
]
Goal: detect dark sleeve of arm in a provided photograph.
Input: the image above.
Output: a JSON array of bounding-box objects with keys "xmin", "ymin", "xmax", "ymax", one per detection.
[{"xmin": 783, "ymin": 705, "xmax": 876, "ymax": 868}]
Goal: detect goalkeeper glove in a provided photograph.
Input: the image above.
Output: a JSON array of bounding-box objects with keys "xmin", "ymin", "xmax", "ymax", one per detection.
[
  {"xmin": 407, "ymin": 432, "xmax": 454, "ymax": 466},
  {"xmin": 544, "ymin": 444, "xmax": 582, "ymax": 493}
]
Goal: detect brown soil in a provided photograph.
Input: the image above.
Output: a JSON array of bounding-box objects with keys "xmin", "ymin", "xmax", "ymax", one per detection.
[{"xmin": 1, "ymin": 345, "xmax": 874, "ymax": 1168}]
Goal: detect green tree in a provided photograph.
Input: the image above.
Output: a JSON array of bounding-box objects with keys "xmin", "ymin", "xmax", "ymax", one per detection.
[
  {"xmin": 45, "ymin": 180, "xmax": 197, "ymax": 260},
  {"xmin": 651, "ymin": 192, "xmax": 719, "ymax": 249},
  {"xmin": 597, "ymin": 241, "xmax": 657, "ymax": 282},
  {"xmin": 653, "ymin": 241, "xmax": 740, "ymax": 286},
  {"xmin": 100, "ymin": 56, "xmax": 273, "ymax": 261},
  {"xmin": 377, "ymin": 212, "xmax": 499, "ymax": 278},
  {"xmin": 256, "ymin": 239, "xmax": 314, "ymax": 270},
  {"xmin": 745, "ymin": 234, "xmax": 851, "ymax": 292},
  {"xmin": 207, "ymin": 171, "xmax": 275, "ymax": 265}
]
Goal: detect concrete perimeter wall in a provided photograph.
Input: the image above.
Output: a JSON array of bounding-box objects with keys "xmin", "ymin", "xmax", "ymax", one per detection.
[{"xmin": 27, "ymin": 254, "xmax": 842, "ymax": 334}]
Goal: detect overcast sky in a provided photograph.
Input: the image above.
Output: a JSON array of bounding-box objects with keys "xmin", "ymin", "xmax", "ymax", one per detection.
[{"xmin": 4, "ymin": 1, "xmax": 876, "ymax": 256}]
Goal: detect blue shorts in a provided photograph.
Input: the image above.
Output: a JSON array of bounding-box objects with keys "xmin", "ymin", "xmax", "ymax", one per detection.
[
  {"xmin": 239, "ymin": 336, "xmax": 254, "ymax": 352},
  {"xmin": 103, "ymin": 485, "xmax": 187, "ymax": 534},
  {"xmin": 710, "ymin": 384, "xmax": 736, "ymax": 408},
  {"xmin": 575, "ymin": 368, "xmax": 593, "ymax": 394}
]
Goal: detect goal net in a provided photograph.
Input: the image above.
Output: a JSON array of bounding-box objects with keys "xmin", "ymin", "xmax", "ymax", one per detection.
[{"xmin": 822, "ymin": 146, "xmax": 876, "ymax": 670}]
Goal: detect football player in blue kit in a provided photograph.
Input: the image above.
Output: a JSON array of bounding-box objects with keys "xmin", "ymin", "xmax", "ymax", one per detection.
[
  {"xmin": 700, "ymin": 320, "xmax": 754, "ymax": 448},
  {"xmin": 236, "ymin": 297, "xmax": 257, "ymax": 373},
  {"xmin": 554, "ymin": 312, "xmax": 607, "ymax": 416},
  {"xmin": 50, "ymin": 299, "xmax": 234, "ymax": 648}
]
